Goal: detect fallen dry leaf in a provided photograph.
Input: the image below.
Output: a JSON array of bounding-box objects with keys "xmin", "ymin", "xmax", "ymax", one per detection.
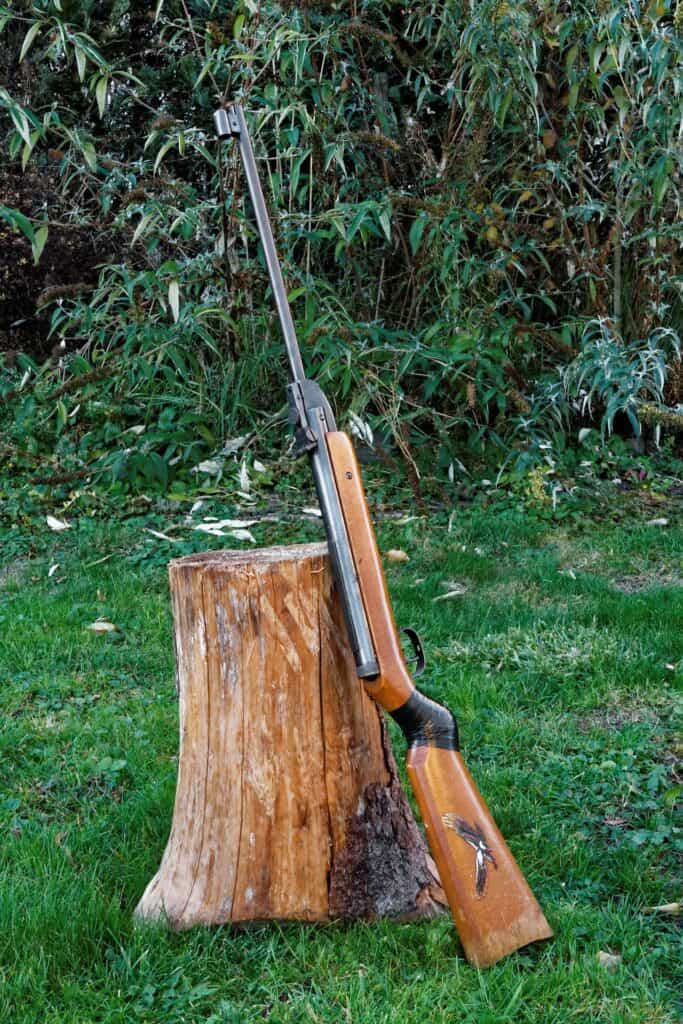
[
  {"xmin": 193, "ymin": 459, "xmax": 222, "ymax": 475},
  {"xmin": 145, "ymin": 529, "xmax": 178, "ymax": 542},
  {"xmin": 385, "ymin": 549, "xmax": 409, "ymax": 562},
  {"xmin": 348, "ymin": 411, "xmax": 374, "ymax": 446},
  {"xmin": 543, "ymin": 127, "xmax": 558, "ymax": 149},
  {"xmin": 597, "ymin": 950, "xmax": 622, "ymax": 971},
  {"xmin": 229, "ymin": 529, "xmax": 256, "ymax": 543},
  {"xmin": 195, "ymin": 518, "xmax": 257, "ymax": 531},
  {"xmin": 86, "ymin": 620, "xmax": 117, "ymax": 633},
  {"xmin": 433, "ymin": 581, "xmax": 467, "ymax": 602},
  {"xmin": 221, "ymin": 435, "xmax": 248, "ymax": 455},
  {"xmin": 46, "ymin": 515, "xmax": 70, "ymax": 531},
  {"xmin": 645, "ymin": 902, "xmax": 680, "ymax": 915}
]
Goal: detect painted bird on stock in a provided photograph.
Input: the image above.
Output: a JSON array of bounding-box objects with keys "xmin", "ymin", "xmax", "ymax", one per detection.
[{"xmin": 443, "ymin": 815, "xmax": 499, "ymax": 898}]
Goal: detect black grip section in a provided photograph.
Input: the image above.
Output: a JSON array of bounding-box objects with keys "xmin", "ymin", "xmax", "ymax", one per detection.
[{"xmin": 390, "ymin": 690, "xmax": 459, "ymax": 751}]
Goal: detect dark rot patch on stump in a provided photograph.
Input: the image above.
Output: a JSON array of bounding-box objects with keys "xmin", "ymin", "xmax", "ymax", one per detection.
[{"xmin": 329, "ymin": 772, "xmax": 445, "ymax": 921}]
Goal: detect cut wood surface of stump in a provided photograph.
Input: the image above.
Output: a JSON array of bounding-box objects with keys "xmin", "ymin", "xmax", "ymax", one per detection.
[{"xmin": 136, "ymin": 543, "xmax": 444, "ymax": 928}]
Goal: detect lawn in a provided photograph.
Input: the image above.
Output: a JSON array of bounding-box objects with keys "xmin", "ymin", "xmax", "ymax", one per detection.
[{"xmin": 0, "ymin": 500, "xmax": 681, "ymax": 1023}]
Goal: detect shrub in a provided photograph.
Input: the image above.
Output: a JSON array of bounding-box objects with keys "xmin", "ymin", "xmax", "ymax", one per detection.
[{"xmin": 0, "ymin": 0, "xmax": 681, "ymax": 489}]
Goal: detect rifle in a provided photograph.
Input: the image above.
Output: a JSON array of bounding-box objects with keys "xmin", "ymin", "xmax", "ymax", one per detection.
[{"xmin": 214, "ymin": 104, "xmax": 553, "ymax": 968}]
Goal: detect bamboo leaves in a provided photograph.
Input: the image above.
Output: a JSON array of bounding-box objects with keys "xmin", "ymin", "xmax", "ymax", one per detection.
[
  {"xmin": 0, "ymin": 203, "xmax": 48, "ymax": 264},
  {"xmin": 0, "ymin": 0, "xmax": 681, "ymax": 492},
  {"xmin": 19, "ymin": 22, "xmax": 41, "ymax": 63},
  {"xmin": 168, "ymin": 281, "xmax": 180, "ymax": 324}
]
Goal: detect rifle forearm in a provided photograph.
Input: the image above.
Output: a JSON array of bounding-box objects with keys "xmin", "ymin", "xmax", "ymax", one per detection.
[{"xmin": 305, "ymin": 399, "xmax": 379, "ymax": 679}]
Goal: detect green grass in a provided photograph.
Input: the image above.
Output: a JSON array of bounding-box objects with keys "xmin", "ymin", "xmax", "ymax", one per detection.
[{"xmin": 1, "ymin": 503, "xmax": 681, "ymax": 1023}]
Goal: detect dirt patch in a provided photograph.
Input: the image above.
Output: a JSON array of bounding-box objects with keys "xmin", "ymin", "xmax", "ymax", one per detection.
[
  {"xmin": 0, "ymin": 560, "xmax": 28, "ymax": 588},
  {"xmin": 482, "ymin": 579, "xmax": 542, "ymax": 603},
  {"xmin": 541, "ymin": 532, "xmax": 603, "ymax": 572},
  {"xmin": 575, "ymin": 696, "xmax": 666, "ymax": 733},
  {"xmin": 611, "ymin": 571, "xmax": 683, "ymax": 594},
  {"xmin": 0, "ymin": 167, "xmax": 119, "ymax": 359}
]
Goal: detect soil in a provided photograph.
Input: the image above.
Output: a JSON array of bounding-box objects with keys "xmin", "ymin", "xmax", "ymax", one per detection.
[{"xmin": 0, "ymin": 167, "xmax": 117, "ymax": 360}]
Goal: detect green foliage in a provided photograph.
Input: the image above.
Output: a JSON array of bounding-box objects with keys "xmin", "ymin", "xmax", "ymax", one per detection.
[
  {"xmin": 0, "ymin": 201, "xmax": 47, "ymax": 262},
  {"xmin": 564, "ymin": 318, "xmax": 681, "ymax": 435},
  {"xmin": 0, "ymin": 0, "xmax": 681, "ymax": 492}
]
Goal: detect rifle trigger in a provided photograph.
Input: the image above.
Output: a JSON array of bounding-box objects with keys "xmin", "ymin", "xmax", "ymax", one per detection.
[{"xmin": 400, "ymin": 627, "xmax": 426, "ymax": 677}]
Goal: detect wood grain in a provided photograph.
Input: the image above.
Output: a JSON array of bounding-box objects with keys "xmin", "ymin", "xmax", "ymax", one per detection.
[
  {"xmin": 326, "ymin": 431, "xmax": 414, "ymax": 712},
  {"xmin": 407, "ymin": 747, "xmax": 553, "ymax": 967},
  {"xmin": 135, "ymin": 543, "xmax": 444, "ymax": 927}
]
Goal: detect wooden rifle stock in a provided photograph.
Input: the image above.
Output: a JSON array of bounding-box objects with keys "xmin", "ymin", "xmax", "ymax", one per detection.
[{"xmin": 326, "ymin": 431, "xmax": 553, "ymax": 968}]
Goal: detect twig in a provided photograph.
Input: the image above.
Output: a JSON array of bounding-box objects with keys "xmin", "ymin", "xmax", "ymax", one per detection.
[
  {"xmin": 178, "ymin": 0, "xmax": 221, "ymax": 98},
  {"xmin": 83, "ymin": 553, "xmax": 116, "ymax": 569},
  {"xmin": 46, "ymin": 366, "xmax": 117, "ymax": 401},
  {"xmin": 30, "ymin": 467, "xmax": 94, "ymax": 485}
]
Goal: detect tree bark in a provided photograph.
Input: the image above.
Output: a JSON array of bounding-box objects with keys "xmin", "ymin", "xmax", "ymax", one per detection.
[{"xmin": 136, "ymin": 542, "xmax": 444, "ymax": 928}]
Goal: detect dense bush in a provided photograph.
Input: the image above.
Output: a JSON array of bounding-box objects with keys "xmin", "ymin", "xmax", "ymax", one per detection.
[{"xmin": 0, "ymin": 0, "xmax": 681, "ymax": 491}]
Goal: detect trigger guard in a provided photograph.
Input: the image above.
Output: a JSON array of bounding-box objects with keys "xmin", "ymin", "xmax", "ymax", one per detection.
[{"xmin": 400, "ymin": 627, "xmax": 426, "ymax": 677}]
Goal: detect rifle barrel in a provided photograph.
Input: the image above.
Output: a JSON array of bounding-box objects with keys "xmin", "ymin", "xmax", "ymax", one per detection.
[
  {"xmin": 214, "ymin": 105, "xmax": 306, "ymax": 384},
  {"xmin": 215, "ymin": 105, "xmax": 380, "ymax": 680}
]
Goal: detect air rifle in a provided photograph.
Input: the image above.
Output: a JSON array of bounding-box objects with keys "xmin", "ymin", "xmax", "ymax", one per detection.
[{"xmin": 214, "ymin": 104, "xmax": 553, "ymax": 968}]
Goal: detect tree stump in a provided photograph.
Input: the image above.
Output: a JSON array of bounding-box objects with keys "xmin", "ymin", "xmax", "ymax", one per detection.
[{"xmin": 135, "ymin": 543, "xmax": 444, "ymax": 928}]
